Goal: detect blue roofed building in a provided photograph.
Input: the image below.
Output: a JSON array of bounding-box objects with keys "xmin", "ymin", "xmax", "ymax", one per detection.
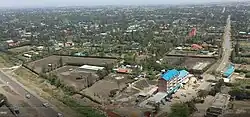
[
  {"xmin": 161, "ymin": 69, "xmax": 179, "ymax": 81},
  {"xmin": 178, "ymin": 70, "xmax": 190, "ymax": 84},
  {"xmin": 158, "ymin": 69, "xmax": 179, "ymax": 92},
  {"xmin": 140, "ymin": 69, "xmax": 191, "ymax": 107},
  {"xmin": 223, "ymin": 64, "xmax": 235, "ymax": 78},
  {"xmin": 178, "ymin": 70, "xmax": 189, "ymax": 80}
]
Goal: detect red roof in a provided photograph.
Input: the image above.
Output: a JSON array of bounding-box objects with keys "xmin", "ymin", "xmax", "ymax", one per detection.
[
  {"xmin": 117, "ymin": 69, "xmax": 129, "ymax": 73},
  {"xmin": 191, "ymin": 44, "xmax": 202, "ymax": 50}
]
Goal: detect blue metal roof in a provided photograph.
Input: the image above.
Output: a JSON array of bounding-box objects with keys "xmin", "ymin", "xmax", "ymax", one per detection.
[
  {"xmin": 162, "ymin": 69, "xmax": 179, "ymax": 81},
  {"xmin": 224, "ymin": 64, "xmax": 235, "ymax": 77},
  {"xmin": 178, "ymin": 70, "xmax": 189, "ymax": 79}
]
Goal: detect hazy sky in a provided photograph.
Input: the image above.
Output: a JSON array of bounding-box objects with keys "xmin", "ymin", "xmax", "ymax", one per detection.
[{"xmin": 0, "ymin": 0, "xmax": 248, "ymax": 7}]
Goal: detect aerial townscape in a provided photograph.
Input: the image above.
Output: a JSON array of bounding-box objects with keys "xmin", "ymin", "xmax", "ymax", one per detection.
[{"xmin": 0, "ymin": 0, "xmax": 250, "ymax": 117}]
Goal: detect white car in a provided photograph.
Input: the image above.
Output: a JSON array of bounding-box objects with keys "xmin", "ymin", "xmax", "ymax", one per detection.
[
  {"xmin": 25, "ymin": 93, "xmax": 31, "ymax": 99},
  {"xmin": 211, "ymin": 83, "xmax": 216, "ymax": 86},
  {"xmin": 42, "ymin": 103, "xmax": 49, "ymax": 108},
  {"xmin": 57, "ymin": 113, "xmax": 63, "ymax": 117},
  {"xmin": 25, "ymin": 94, "xmax": 31, "ymax": 99}
]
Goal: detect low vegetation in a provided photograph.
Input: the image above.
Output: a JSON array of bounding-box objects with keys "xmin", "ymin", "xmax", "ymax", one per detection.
[
  {"xmin": 229, "ymin": 80, "xmax": 250, "ymax": 100},
  {"xmin": 168, "ymin": 101, "xmax": 197, "ymax": 117}
]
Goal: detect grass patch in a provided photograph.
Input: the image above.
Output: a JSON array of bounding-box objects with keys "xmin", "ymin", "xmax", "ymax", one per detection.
[
  {"xmin": 14, "ymin": 67, "xmax": 38, "ymax": 79},
  {"xmin": 0, "ymin": 52, "xmax": 13, "ymax": 68}
]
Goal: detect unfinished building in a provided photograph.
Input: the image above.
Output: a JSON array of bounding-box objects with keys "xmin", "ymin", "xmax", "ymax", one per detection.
[{"xmin": 205, "ymin": 93, "xmax": 230, "ymax": 117}]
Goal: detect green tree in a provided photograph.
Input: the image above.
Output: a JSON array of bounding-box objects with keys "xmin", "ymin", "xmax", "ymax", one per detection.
[
  {"xmin": 55, "ymin": 79, "xmax": 62, "ymax": 88},
  {"xmin": 235, "ymin": 40, "xmax": 239, "ymax": 56},
  {"xmin": 229, "ymin": 87, "xmax": 243, "ymax": 97},
  {"xmin": 245, "ymin": 72, "xmax": 250, "ymax": 78},
  {"xmin": 197, "ymin": 90, "xmax": 208, "ymax": 99},
  {"xmin": 99, "ymin": 52, "xmax": 105, "ymax": 57},
  {"xmin": 169, "ymin": 103, "xmax": 189, "ymax": 117},
  {"xmin": 59, "ymin": 57, "xmax": 63, "ymax": 67}
]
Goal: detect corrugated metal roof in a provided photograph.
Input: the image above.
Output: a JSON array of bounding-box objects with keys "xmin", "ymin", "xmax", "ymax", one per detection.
[
  {"xmin": 178, "ymin": 70, "xmax": 189, "ymax": 79},
  {"xmin": 223, "ymin": 64, "xmax": 234, "ymax": 77},
  {"xmin": 161, "ymin": 69, "xmax": 179, "ymax": 81},
  {"xmin": 191, "ymin": 44, "xmax": 203, "ymax": 49},
  {"xmin": 79, "ymin": 65, "xmax": 104, "ymax": 71}
]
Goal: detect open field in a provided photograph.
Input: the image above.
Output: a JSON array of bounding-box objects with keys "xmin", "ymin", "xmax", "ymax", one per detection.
[
  {"xmin": 82, "ymin": 73, "xmax": 133, "ymax": 103},
  {"xmin": 27, "ymin": 55, "xmax": 117, "ymax": 73},
  {"xmin": 168, "ymin": 49, "xmax": 218, "ymax": 57},
  {"xmin": 168, "ymin": 49, "xmax": 198, "ymax": 56},
  {"xmin": 0, "ymin": 53, "xmax": 13, "ymax": 68},
  {"xmin": 8, "ymin": 46, "xmax": 32, "ymax": 54},
  {"xmin": 239, "ymin": 41, "xmax": 250, "ymax": 48},
  {"xmin": 239, "ymin": 41, "xmax": 250, "ymax": 55},
  {"xmin": 163, "ymin": 56, "xmax": 216, "ymax": 70},
  {"xmin": 183, "ymin": 57, "xmax": 216, "ymax": 68},
  {"xmin": 52, "ymin": 66, "xmax": 99, "ymax": 91}
]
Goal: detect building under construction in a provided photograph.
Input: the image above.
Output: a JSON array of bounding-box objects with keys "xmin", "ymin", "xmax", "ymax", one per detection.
[{"xmin": 205, "ymin": 93, "xmax": 230, "ymax": 117}]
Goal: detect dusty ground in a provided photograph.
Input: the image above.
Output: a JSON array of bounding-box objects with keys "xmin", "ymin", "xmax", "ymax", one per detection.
[
  {"xmin": 82, "ymin": 73, "xmax": 133, "ymax": 103},
  {"xmin": 8, "ymin": 46, "xmax": 32, "ymax": 54},
  {"xmin": 52, "ymin": 66, "xmax": 99, "ymax": 91},
  {"xmin": 163, "ymin": 56, "xmax": 216, "ymax": 69},
  {"xmin": 27, "ymin": 55, "xmax": 117, "ymax": 73},
  {"xmin": 182, "ymin": 57, "xmax": 215, "ymax": 68},
  {"xmin": 168, "ymin": 49, "xmax": 199, "ymax": 56}
]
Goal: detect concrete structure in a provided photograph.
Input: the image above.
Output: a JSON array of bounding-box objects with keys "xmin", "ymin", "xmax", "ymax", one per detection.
[
  {"xmin": 147, "ymin": 92, "xmax": 168, "ymax": 104},
  {"xmin": 139, "ymin": 86, "xmax": 158, "ymax": 97},
  {"xmin": 140, "ymin": 69, "xmax": 190, "ymax": 109},
  {"xmin": 158, "ymin": 69, "xmax": 189, "ymax": 94},
  {"xmin": 205, "ymin": 93, "xmax": 230, "ymax": 117},
  {"xmin": 158, "ymin": 69, "xmax": 179, "ymax": 92}
]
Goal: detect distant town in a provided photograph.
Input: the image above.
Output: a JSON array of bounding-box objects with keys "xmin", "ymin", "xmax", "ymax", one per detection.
[{"xmin": 0, "ymin": 1, "xmax": 250, "ymax": 117}]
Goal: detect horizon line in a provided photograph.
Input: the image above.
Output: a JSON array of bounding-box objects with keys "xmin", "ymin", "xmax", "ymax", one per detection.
[{"xmin": 0, "ymin": 1, "xmax": 246, "ymax": 9}]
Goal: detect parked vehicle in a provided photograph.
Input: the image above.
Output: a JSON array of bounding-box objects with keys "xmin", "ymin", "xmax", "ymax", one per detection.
[
  {"xmin": 42, "ymin": 103, "xmax": 49, "ymax": 108},
  {"xmin": 57, "ymin": 113, "xmax": 63, "ymax": 117},
  {"xmin": 25, "ymin": 93, "xmax": 31, "ymax": 99},
  {"xmin": 13, "ymin": 106, "xmax": 19, "ymax": 114}
]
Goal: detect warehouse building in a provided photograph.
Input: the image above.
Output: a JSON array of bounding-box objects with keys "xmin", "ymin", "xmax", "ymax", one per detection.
[{"xmin": 223, "ymin": 64, "xmax": 235, "ymax": 82}]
